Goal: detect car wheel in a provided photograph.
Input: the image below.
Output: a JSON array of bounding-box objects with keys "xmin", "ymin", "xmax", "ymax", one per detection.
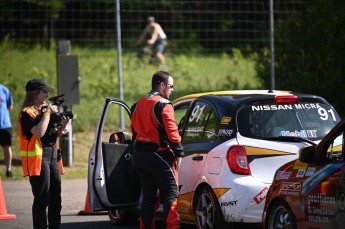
[
  {"xmin": 194, "ymin": 185, "xmax": 227, "ymax": 229},
  {"xmin": 108, "ymin": 209, "xmax": 137, "ymax": 225},
  {"xmin": 268, "ymin": 200, "xmax": 297, "ymax": 229}
]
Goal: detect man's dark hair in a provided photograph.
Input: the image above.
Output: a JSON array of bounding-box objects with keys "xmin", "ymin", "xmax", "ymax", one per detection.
[{"xmin": 151, "ymin": 71, "xmax": 173, "ymax": 90}]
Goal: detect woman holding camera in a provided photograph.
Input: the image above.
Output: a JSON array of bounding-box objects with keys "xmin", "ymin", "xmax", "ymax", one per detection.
[{"xmin": 18, "ymin": 78, "xmax": 69, "ymax": 229}]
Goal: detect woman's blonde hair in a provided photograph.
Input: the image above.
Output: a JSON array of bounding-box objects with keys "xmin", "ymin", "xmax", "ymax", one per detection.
[{"xmin": 20, "ymin": 90, "xmax": 40, "ymax": 111}]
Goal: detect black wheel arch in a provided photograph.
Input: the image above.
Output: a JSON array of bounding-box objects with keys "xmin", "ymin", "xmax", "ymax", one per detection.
[
  {"xmin": 266, "ymin": 197, "xmax": 297, "ymax": 229},
  {"xmin": 192, "ymin": 182, "xmax": 227, "ymax": 223}
]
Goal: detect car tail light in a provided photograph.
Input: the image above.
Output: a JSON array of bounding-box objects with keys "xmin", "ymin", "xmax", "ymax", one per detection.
[
  {"xmin": 274, "ymin": 95, "xmax": 299, "ymax": 103},
  {"xmin": 227, "ymin": 145, "xmax": 251, "ymax": 175}
]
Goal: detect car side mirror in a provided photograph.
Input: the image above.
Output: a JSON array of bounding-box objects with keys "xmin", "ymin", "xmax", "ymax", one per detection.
[{"xmin": 299, "ymin": 145, "xmax": 317, "ymax": 163}]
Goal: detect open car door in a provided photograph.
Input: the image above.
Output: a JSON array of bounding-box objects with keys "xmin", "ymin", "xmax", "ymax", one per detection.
[{"xmin": 88, "ymin": 98, "xmax": 141, "ymax": 212}]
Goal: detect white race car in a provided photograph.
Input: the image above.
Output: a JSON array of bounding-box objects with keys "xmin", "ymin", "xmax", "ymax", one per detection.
[{"xmin": 88, "ymin": 90, "xmax": 340, "ymax": 228}]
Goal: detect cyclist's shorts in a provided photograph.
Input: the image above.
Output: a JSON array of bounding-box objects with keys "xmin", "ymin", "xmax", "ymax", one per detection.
[
  {"xmin": 0, "ymin": 127, "xmax": 12, "ymax": 146},
  {"xmin": 154, "ymin": 39, "xmax": 167, "ymax": 53}
]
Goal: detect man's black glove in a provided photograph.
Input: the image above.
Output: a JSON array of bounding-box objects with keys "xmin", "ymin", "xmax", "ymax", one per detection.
[
  {"xmin": 57, "ymin": 149, "xmax": 62, "ymax": 161},
  {"xmin": 170, "ymin": 142, "xmax": 184, "ymax": 157}
]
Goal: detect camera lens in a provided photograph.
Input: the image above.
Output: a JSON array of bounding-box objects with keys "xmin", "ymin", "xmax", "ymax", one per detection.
[{"xmin": 61, "ymin": 111, "xmax": 73, "ymax": 119}]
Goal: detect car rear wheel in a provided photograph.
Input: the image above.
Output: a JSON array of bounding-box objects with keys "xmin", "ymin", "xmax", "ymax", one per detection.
[
  {"xmin": 194, "ymin": 186, "xmax": 228, "ymax": 229},
  {"xmin": 268, "ymin": 200, "xmax": 296, "ymax": 229}
]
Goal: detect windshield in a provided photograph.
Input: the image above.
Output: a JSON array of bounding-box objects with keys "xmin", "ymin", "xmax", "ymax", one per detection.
[{"xmin": 237, "ymin": 102, "xmax": 340, "ymax": 141}]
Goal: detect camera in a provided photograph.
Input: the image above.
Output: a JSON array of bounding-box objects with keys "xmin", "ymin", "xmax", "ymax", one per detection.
[
  {"xmin": 50, "ymin": 111, "xmax": 74, "ymax": 127},
  {"xmin": 47, "ymin": 94, "xmax": 74, "ymax": 127},
  {"xmin": 49, "ymin": 94, "xmax": 66, "ymax": 106}
]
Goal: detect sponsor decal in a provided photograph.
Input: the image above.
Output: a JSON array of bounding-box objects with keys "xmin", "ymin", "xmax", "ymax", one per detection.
[
  {"xmin": 308, "ymin": 193, "xmax": 336, "ymax": 205},
  {"xmin": 294, "ymin": 103, "xmax": 321, "ymax": 110},
  {"xmin": 221, "ymin": 201, "xmax": 238, "ymax": 207},
  {"xmin": 253, "ymin": 187, "xmax": 269, "ymax": 204},
  {"xmin": 305, "ymin": 192, "xmax": 345, "ymax": 223},
  {"xmin": 251, "ymin": 103, "xmax": 321, "ymax": 111},
  {"xmin": 220, "ymin": 116, "xmax": 232, "ymax": 125},
  {"xmin": 252, "ymin": 104, "xmax": 293, "ymax": 111},
  {"xmin": 296, "ymin": 169, "xmax": 306, "ymax": 178},
  {"xmin": 304, "ymin": 121, "xmax": 321, "ymax": 128},
  {"xmin": 280, "ymin": 191, "xmax": 300, "ymax": 196},
  {"xmin": 185, "ymin": 127, "xmax": 204, "ymax": 137},
  {"xmin": 302, "ymin": 163, "xmax": 343, "ymax": 196},
  {"xmin": 305, "ymin": 167, "xmax": 316, "ymax": 176},
  {"xmin": 277, "ymin": 129, "xmax": 317, "ymax": 138},
  {"xmin": 186, "ymin": 127, "xmax": 204, "ymax": 133},
  {"xmin": 218, "ymin": 129, "xmax": 233, "ymax": 136},
  {"xmin": 275, "ymin": 171, "xmax": 292, "ymax": 180},
  {"xmin": 281, "ymin": 182, "xmax": 301, "ymax": 191},
  {"xmin": 293, "ymin": 161, "xmax": 308, "ymax": 169},
  {"xmin": 280, "ymin": 130, "xmax": 308, "ymax": 138},
  {"xmin": 307, "ymin": 130, "xmax": 318, "ymax": 138},
  {"xmin": 308, "ymin": 215, "xmax": 329, "ymax": 224},
  {"xmin": 307, "ymin": 193, "xmax": 337, "ymax": 224}
]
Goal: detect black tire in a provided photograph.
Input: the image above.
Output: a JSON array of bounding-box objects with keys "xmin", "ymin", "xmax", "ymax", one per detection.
[
  {"xmin": 126, "ymin": 52, "xmax": 147, "ymax": 69},
  {"xmin": 164, "ymin": 51, "xmax": 177, "ymax": 69},
  {"xmin": 194, "ymin": 185, "xmax": 227, "ymax": 229},
  {"xmin": 108, "ymin": 209, "xmax": 138, "ymax": 225},
  {"xmin": 126, "ymin": 51, "xmax": 176, "ymax": 70},
  {"xmin": 267, "ymin": 200, "xmax": 297, "ymax": 229}
]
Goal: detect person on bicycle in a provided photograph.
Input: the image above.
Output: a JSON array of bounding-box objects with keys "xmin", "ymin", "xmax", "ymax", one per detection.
[{"xmin": 136, "ymin": 16, "xmax": 168, "ymax": 66}]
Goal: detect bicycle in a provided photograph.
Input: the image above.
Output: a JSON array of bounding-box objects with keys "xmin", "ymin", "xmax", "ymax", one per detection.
[{"xmin": 126, "ymin": 44, "xmax": 176, "ymax": 70}]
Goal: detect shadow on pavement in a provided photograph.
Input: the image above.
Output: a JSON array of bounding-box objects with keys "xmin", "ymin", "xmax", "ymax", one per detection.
[{"xmin": 61, "ymin": 221, "xmax": 135, "ymax": 229}]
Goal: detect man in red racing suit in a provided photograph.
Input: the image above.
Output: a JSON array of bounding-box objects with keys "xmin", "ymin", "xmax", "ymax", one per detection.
[{"xmin": 130, "ymin": 71, "xmax": 184, "ymax": 229}]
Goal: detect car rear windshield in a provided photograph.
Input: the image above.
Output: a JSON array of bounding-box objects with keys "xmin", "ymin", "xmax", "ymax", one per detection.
[{"xmin": 237, "ymin": 102, "xmax": 340, "ymax": 141}]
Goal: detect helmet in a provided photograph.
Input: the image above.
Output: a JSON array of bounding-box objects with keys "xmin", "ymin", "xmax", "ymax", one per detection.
[{"xmin": 147, "ymin": 16, "xmax": 155, "ymax": 22}]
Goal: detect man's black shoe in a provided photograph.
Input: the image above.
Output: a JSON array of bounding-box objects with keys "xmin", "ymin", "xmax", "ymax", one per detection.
[{"xmin": 6, "ymin": 170, "xmax": 14, "ymax": 178}]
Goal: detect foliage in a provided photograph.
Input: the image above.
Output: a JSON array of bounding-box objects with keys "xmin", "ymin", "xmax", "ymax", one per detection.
[
  {"xmin": 0, "ymin": 42, "xmax": 261, "ymax": 179},
  {"xmin": 256, "ymin": 0, "xmax": 345, "ymax": 117},
  {"xmin": 0, "ymin": 42, "xmax": 260, "ymax": 132},
  {"xmin": 25, "ymin": 0, "xmax": 65, "ymax": 19},
  {"xmin": 0, "ymin": 0, "xmax": 294, "ymax": 52}
]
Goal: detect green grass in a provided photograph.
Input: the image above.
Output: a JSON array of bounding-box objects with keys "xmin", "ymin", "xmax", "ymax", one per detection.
[{"xmin": 0, "ymin": 42, "xmax": 262, "ymax": 180}]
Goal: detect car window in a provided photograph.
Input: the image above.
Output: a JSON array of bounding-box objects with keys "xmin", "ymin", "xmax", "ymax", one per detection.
[
  {"xmin": 174, "ymin": 101, "xmax": 192, "ymax": 132},
  {"xmin": 182, "ymin": 102, "xmax": 218, "ymax": 142},
  {"xmin": 101, "ymin": 103, "xmax": 127, "ymax": 143},
  {"xmin": 326, "ymin": 131, "xmax": 345, "ymax": 161},
  {"xmin": 203, "ymin": 110, "xmax": 217, "ymax": 140},
  {"xmin": 237, "ymin": 102, "xmax": 339, "ymax": 141}
]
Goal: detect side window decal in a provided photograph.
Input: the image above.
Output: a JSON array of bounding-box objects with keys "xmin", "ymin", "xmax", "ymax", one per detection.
[{"xmin": 183, "ymin": 102, "xmax": 218, "ymax": 142}]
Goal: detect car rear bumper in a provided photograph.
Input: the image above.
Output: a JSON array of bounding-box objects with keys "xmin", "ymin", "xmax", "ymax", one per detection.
[{"xmin": 218, "ymin": 176, "xmax": 270, "ymax": 223}]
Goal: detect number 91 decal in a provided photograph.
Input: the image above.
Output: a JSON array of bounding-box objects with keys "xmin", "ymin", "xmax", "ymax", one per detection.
[
  {"xmin": 318, "ymin": 107, "xmax": 336, "ymax": 121},
  {"xmin": 189, "ymin": 104, "xmax": 206, "ymax": 123}
]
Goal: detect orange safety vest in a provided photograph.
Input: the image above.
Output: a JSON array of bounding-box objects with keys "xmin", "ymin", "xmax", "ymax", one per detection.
[{"xmin": 19, "ymin": 107, "xmax": 65, "ymax": 176}]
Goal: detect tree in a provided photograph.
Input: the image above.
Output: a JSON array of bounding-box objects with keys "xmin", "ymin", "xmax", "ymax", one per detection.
[
  {"xmin": 257, "ymin": 0, "xmax": 345, "ymax": 116},
  {"xmin": 25, "ymin": 0, "xmax": 65, "ymax": 39}
]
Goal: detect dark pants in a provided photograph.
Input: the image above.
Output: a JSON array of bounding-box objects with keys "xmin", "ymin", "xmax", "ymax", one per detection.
[
  {"xmin": 29, "ymin": 147, "xmax": 62, "ymax": 229},
  {"xmin": 133, "ymin": 150, "xmax": 179, "ymax": 229}
]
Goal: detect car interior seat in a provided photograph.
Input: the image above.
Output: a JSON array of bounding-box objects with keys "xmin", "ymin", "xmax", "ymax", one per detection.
[{"xmin": 109, "ymin": 131, "xmax": 132, "ymax": 144}]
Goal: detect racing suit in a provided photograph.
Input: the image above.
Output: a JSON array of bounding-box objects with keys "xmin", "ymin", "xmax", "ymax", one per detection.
[{"xmin": 131, "ymin": 90, "xmax": 184, "ymax": 229}]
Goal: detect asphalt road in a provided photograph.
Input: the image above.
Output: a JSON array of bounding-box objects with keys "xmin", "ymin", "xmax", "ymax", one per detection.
[
  {"xmin": 0, "ymin": 178, "xmax": 261, "ymax": 229},
  {"xmin": 0, "ymin": 178, "xmax": 113, "ymax": 229},
  {"xmin": 0, "ymin": 178, "xmax": 191, "ymax": 229}
]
